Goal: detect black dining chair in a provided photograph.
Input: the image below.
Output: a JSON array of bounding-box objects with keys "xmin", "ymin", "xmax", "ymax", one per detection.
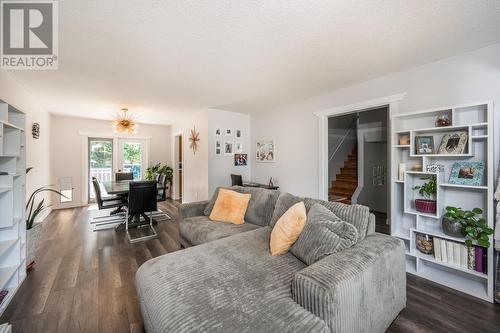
[
  {"xmin": 126, "ymin": 181, "xmax": 158, "ymax": 243},
  {"xmin": 116, "ymin": 172, "xmax": 134, "ymax": 181},
  {"xmin": 231, "ymin": 174, "xmax": 243, "ymax": 186},
  {"xmin": 92, "ymin": 177, "xmax": 128, "ymax": 214},
  {"xmin": 157, "ymin": 174, "xmax": 168, "ymax": 202},
  {"xmin": 153, "ymin": 173, "xmax": 160, "ymax": 182}
]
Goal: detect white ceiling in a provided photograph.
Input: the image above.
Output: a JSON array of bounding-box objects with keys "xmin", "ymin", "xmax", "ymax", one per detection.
[{"xmin": 7, "ymin": 0, "xmax": 500, "ymax": 125}]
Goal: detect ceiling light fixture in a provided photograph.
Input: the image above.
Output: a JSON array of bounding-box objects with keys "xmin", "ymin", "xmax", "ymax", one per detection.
[{"xmin": 112, "ymin": 108, "xmax": 138, "ymax": 135}]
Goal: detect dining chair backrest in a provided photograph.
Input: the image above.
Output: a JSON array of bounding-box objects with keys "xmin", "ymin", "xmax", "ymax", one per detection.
[
  {"xmin": 116, "ymin": 172, "xmax": 134, "ymax": 181},
  {"xmin": 92, "ymin": 177, "xmax": 104, "ymax": 209},
  {"xmin": 128, "ymin": 181, "xmax": 157, "ymax": 216},
  {"xmin": 158, "ymin": 174, "xmax": 166, "ymax": 185},
  {"xmin": 231, "ymin": 174, "xmax": 243, "ymax": 186},
  {"xmin": 153, "ymin": 173, "xmax": 160, "ymax": 182}
]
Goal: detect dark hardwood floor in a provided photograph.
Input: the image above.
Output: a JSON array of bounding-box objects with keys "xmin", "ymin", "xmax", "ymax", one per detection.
[{"xmin": 1, "ymin": 201, "xmax": 499, "ymax": 332}]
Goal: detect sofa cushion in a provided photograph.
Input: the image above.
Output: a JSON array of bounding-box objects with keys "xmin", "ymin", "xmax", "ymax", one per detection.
[
  {"xmin": 270, "ymin": 202, "xmax": 307, "ymax": 255},
  {"xmin": 209, "ymin": 188, "xmax": 251, "ymax": 224},
  {"xmin": 180, "ymin": 216, "xmax": 261, "ymax": 246},
  {"xmin": 204, "ymin": 186, "xmax": 280, "ymax": 226},
  {"xmin": 136, "ymin": 228, "xmax": 329, "ymax": 333},
  {"xmin": 290, "ymin": 204, "xmax": 358, "ymax": 265},
  {"xmin": 270, "ymin": 192, "xmax": 371, "ymax": 240}
]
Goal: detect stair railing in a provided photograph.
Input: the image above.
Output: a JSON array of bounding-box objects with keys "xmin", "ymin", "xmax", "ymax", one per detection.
[{"xmin": 328, "ymin": 117, "xmax": 357, "ymax": 163}]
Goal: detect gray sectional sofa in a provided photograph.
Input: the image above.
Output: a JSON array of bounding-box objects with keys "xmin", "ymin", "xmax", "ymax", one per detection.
[{"xmin": 136, "ymin": 186, "xmax": 406, "ymax": 333}]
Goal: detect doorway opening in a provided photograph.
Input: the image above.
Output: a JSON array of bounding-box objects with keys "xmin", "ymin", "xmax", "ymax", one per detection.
[{"xmin": 328, "ymin": 107, "xmax": 389, "ymax": 234}]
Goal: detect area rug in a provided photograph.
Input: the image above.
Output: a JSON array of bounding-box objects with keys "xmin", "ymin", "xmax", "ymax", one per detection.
[{"xmin": 91, "ymin": 210, "xmax": 171, "ymax": 231}]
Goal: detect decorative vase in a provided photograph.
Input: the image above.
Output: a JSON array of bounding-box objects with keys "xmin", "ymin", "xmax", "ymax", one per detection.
[
  {"xmin": 416, "ymin": 233, "xmax": 433, "ymax": 255},
  {"xmin": 442, "ymin": 216, "xmax": 465, "ymax": 238},
  {"xmin": 26, "ymin": 222, "xmax": 44, "ymax": 267},
  {"xmin": 415, "ymin": 199, "xmax": 437, "ymax": 214},
  {"xmin": 435, "ymin": 114, "xmax": 451, "ymax": 127}
]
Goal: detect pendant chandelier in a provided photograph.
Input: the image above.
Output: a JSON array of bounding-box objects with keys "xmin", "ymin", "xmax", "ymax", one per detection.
[{"xmin": 112, "ymin": 108, "xmax": 137, "ymax": 135}]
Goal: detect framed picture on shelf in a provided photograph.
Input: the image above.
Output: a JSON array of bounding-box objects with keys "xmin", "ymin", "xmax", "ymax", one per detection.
[
  {"xmin": 224, "ymin": 141, "xmax": 234, "ymax": 156},
  {"xmin": 256, "ymin": 140, "xmax": 275, "ymax": 162},
  {"xmin": 215, "ymin": 128, "xmax": 222, "ymax": 137},
  {"xmin": 415, "ymin": 136, "xmax": 434, "ymax": 154},
  {"xmin": 225, "ymin": 128, "xmax": 233, "ymax": 137},
  {"xmin": 448, "ymin": 162, "xmax": 485, "ymax": 186},
  {"xmin": 215, "ymin": 139, "xmax": 222, "ymax": 156},
  {"xmin": 438, "ymin": 132, "xmax": 468, "ymax": 154},
  {"xmin": 234, "ymin": 154, "xmax": 247, "ymax": 166},
  {"xmin": 235, "ymin": 142, "xmax": 243, "ymax": 153}
]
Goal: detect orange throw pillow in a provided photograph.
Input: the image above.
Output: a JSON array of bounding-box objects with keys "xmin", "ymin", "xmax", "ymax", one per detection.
[
  {"xmin": 270, "ymin": 201, "xmax": 307, "ymax": 255},
  {"xmin": 209, "ymin": 189, "xmax": 251, "ymax": 224}
]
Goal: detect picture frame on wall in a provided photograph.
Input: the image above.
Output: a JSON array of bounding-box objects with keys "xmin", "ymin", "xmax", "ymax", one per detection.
[
  {"xmin": 224, "ymin": 141, "xmax": 234, "ymax": 155},
  {"xmin": 438, "ymin": 132, "xmax": 468, "ymax": 155},
  {"xmin": 234, "ymin": 154, "xmax": 247, "ymax": 166},
  {"xmin": 448, "ymin": 161, "xmax": 484, "ymax": 186},
  {"xmin": 415, "ymin": 136, "xmax": 434, "ymax": 155},
  {"xmin": 256, "ymin": 140, "xmax": 275, "ymax": 162},
  {"xmin": 235, "ymin": 142, "xmax": 243, "ymax": 153},
  {"xmin": 235, "ymin": 129, "xmax": 243, "ymax": 139},
  {"xmin": 215, "ymin": 128, "xmax": 222, "ymax": 137},
  {"xmin": 215, "ymin": 139, "xmax": 222, "ymax": 156},
  {"xmin": 225, "ymin": 128, "xmax": 233, "ymax": 137}
]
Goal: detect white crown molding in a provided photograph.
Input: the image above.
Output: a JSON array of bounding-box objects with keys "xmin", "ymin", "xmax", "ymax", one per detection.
[{"xmin": 314, "ymin": 93, "xmax": 406, "ymax": 117}]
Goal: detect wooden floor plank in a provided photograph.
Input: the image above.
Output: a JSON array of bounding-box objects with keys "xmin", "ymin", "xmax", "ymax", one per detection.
[{"xmin": 1, "ymin": 200, "xmax": 499, "ymax": 333}]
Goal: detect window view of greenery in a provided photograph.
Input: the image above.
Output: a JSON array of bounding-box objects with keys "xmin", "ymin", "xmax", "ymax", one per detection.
[
  {"xmin": 123, "ymin": 142, "xmax": 142, "ymax": 179},
  {"xmin": 89, "ymin": 140, "xmax": 113, "ymax": 198},
  {"xmin": 90, "ymin": 141, "xmax": 112, "ymax": 168}
]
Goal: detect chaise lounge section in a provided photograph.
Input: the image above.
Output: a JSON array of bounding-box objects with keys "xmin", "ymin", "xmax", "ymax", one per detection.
[{"xmin": 136, "ymin": 187, "xmax": 406, "ymax": 332}]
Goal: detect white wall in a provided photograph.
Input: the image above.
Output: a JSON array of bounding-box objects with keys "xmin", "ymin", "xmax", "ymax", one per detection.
[
  {"xmin": 0, "ymin": 72, "xmax": 52, "ymax": 221},
  {"xmin": 251, "ymin": 43, "xmax": 500, "ymax": 198},
  {"xmin": 51, "ymin": 115, "xmax": 171, "ymax": 208},
  {"xmin": 207, "ymin": 109, "xmax": 251, "ymax": 194},
  {"xmin": 171, "ymin": 110, "xmax": 209, "ymax": 203}
]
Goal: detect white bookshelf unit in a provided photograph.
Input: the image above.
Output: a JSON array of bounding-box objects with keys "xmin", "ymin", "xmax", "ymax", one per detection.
[
  {"xmin": 0, "ymin": 100, "xmax": 26, "ymax": 315},
  {"xmin": 390, "ymin": 101, "xmax": 494, "ymax": 302}
]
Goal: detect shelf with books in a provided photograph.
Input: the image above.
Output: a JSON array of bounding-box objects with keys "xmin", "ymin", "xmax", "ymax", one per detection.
[
  {"xmin": 391, "ymin": 100, "xmax": 493, "ymax": 302},
  {"xmin": 411, "ymin": 251, "xmax": 487, "ymax": 279}
]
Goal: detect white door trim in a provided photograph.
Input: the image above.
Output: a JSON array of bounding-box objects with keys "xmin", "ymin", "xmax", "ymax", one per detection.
[{"xmin": 315, "ymin": 93, "xmax": 406, "ymax": 200}]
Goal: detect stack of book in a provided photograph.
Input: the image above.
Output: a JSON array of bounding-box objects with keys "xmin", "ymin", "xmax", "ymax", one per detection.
[{"xmin": 432, "ymin": 237, "xmax": 487, "ymax": 274}]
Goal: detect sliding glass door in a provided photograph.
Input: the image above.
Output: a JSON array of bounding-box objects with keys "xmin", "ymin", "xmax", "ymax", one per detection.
[{"xmin": 88, "ymin": 138, "xmax": 113, "ymax": 200}]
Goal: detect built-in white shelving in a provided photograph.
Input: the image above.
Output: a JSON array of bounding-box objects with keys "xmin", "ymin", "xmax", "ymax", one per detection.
[
  {"xmin": 0, "ymin": 100, "xmax": 26, "ymax": 315},
  {"xmin": 390, "ymin": 101, "xmax": 494, "ymax": 302}
]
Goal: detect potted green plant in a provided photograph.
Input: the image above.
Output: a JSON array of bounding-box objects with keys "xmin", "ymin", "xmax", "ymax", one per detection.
[
  {"xmin": 145, "ymin": 163, "xmax": 173, "ymax": 197},
  {"xmin": 443, "ymin": 206, "xmax": 493, "ymax": 248},
  {"xmin": 26, "ymin": 168, "xmax": 67, "ymax": 268},
  {"xmin": 413, "ymin": 176, "xmax": 437, "ymax": 214}
]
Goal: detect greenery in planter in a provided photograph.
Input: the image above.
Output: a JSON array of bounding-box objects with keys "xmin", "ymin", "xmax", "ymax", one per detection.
[
  {"xmin": 145, "ymin": 163, "xmax": 173, "ymax": 185},
  {"xmin": 26, "ymin": 168, "xmax": 67, "ymax": 230},
  {"xmin": 444, "ymin": 206, "xmax": 493, "ymax": 248},
  {"xmin": 413, "ymin": 176, "xmax": 437, "ymax": 200}
]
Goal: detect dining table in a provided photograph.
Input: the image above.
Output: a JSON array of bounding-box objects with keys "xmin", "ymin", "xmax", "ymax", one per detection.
[
  {"xmin": 102, "ymin": 180, "xmax": 166, "ymax": 231},
  {"xmin": 103, "ymin": 180, "xmax": 166, "ymax": 196}
]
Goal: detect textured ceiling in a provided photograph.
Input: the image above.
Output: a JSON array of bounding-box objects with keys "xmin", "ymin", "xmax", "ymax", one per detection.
[{"xmin": 7, "ymin": 0, "xmax": 500, "ymax": 124}]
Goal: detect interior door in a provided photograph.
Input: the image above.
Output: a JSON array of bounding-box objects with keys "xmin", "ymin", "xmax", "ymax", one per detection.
[{"xmin": 117, "ymin": 139, "xmax": 147, "ymax": 180}]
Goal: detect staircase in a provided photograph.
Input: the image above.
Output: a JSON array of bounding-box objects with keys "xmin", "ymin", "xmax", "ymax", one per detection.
[{"xmin": 329, "ymin": 149, "xmax": 358, "ymax": 204}]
